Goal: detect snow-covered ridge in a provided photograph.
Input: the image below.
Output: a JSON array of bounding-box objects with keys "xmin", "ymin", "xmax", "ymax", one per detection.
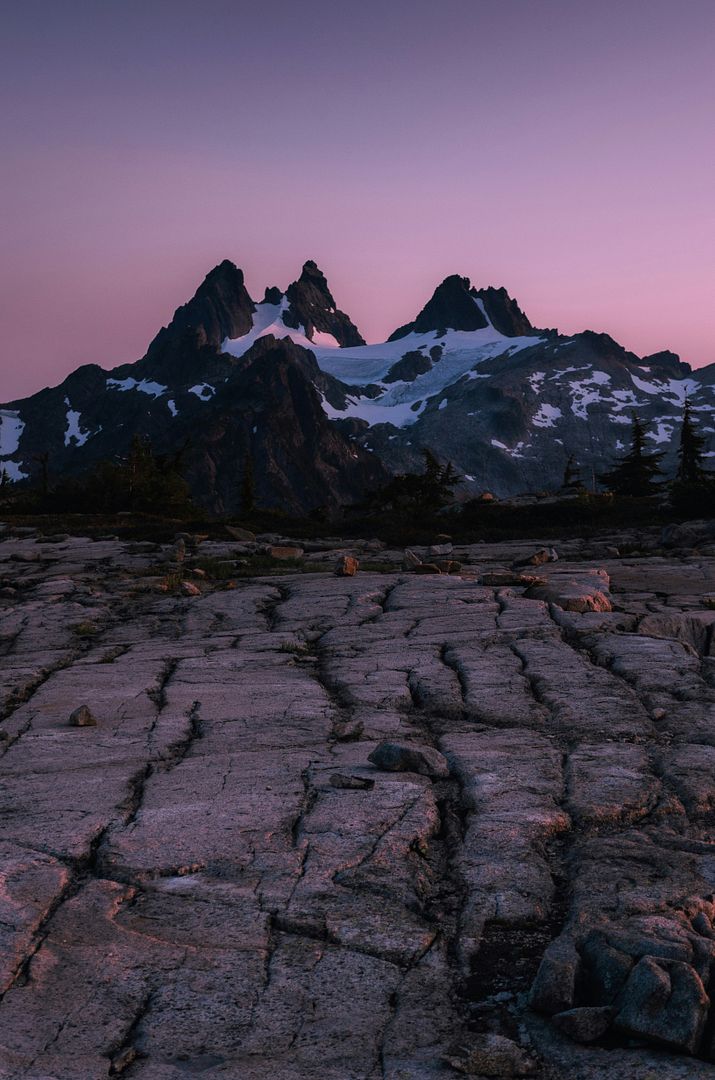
[
  {"xmin": 223, "ymin": 301, "xmax": 541, "ymax": 428},
  {"xmin": 221, "ymin": 298, "xmax": 340, "ymax": 360}
]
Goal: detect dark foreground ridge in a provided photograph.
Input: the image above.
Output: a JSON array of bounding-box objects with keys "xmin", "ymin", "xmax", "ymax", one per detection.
[{"xmin": 2, "ymin": 521, "xmax": 715, "ymax": 1077}]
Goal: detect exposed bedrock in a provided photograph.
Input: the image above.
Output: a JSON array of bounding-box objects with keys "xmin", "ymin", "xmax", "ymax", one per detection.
[{"xmin": 2, "ymin": 532, "xmax": 715, "ymax": 1077}]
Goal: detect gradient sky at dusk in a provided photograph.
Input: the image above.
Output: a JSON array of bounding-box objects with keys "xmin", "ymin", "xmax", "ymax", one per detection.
[{"xmin": 1, "ymin": 0, "xmax": 713, "ymax": 400}]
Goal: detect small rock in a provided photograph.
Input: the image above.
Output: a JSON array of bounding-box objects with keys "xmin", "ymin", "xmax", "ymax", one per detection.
[
  {"xmin": 435, "ymin": 559, "xmax": 462, "ymax": 574},
  {"xmin": 181, "ymin": 581, "xmax": 201, "ymax": 597},
  {"xmin": 365, "ymin": 538, "xmax": 386, "ymax": 552},
  {"xmin": 69, "ymin": 705, "xmax": 97, "ymax": 728},
  {"xmin": 225, "ymin": 525, "xmax": 257, "ymax": 542},
  {"xmin": 429, "ymin": 542, "xmax": 453, "ymax": 556},
  {"xmin": 335, "ymin": 555, "xmax": 359, "ymax": 577},
  {"xmin": 190, "ymin": 568, "xmax": 207, "ymax": 578},
  {"xmin": 553, "ymin": 1006, "xmax": 613, "ymax": 1043},
  {"xmin": 403, "ymin": 549, "xmax": 422, "ymax": 568},
  {"xmin": 445, "ymin": 1033, "xmax": 534, "ymax": 1076},
  {"xmin": 329, "ymin": 773, "xmax": 374, "ymax": 790},
  {"xmin": 368, "ymin": 741, "xmax": 449, "ymax": 779},
  {"xmin": 109, "ymin": 1046, "xmax": 137, "ymax": 1075},
  {"xmin": 333, "ymin": 718, "xmax": 364, "ymax": 742},
  {"xmin": 172, "ymin": 538, "xmax": 186, "ymax": 563},
  {"xmin": 514, "ymin": 547, "xmax": 558, "ymax": 568},
  {"xmin": 0, "ymin": 587, "xmax": 17, "ymax": 598},
  {"xmin": 413, "ymin": 563, "xmax": 442, "ymax": 575},
  {"xmin": 268, "ymin": 545, "xmax": 304, "ymax": 561},
  {"xmin": 480, "ymin": 570, "xmax": 546, "ymax": 587}
]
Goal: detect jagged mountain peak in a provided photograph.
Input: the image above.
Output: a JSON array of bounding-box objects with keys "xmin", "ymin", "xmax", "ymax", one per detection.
[
  {"xmin": 388, "ymin": 274, "xmax": 487, "ymax": 341},
  {"xmin": 283, "ymin": 260, "xmax": 365, "ymax": 347},
  {"xmin": 148, "ymin": 258, "xmax": 255, "ymax": 355},
  {"xmin": 389, "ymin": 275, "xmax": 535, "ymax": 341}
]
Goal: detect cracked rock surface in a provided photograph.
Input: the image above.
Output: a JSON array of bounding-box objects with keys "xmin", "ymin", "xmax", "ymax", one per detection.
[{"xmin": 2, "ymin": 531, "xmax": 715, "ymax": 1077}]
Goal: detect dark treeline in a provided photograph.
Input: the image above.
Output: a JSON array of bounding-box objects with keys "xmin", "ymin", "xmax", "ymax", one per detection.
[{"xmin": 1, "ymin": 401, "xmax": 714, "ymax": 543}]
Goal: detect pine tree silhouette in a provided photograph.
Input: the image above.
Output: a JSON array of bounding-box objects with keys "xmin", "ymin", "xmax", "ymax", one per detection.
[
  {"xmin": 598, "ymin": 413, "xmax": 665, "ymax": 497},
  {"xmin": 675, "ymin": 398, "xmax": 709, "ymax": 485}
]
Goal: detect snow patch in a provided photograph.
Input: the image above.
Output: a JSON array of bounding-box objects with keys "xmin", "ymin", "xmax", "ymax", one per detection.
[
  {"xmin": 167, "ymin": 399, "xmax": 178, "ymax": 417},
  {"xmin": 189, "ymin": 383, "xmax": 216, "ymax": 401},
  {"xmin": 0, "ymin": 460, "xmax": 28, "ymax": 482},
  {"xmin": 630, "ymin": 372, "xmax": 699, "ymax": 406},
  {"xmin": 107, "ymin": 377, "xmax": 167, "ymax": 398},
  {"xmin": 438, "ymin": 398, "xmax": 448, "ymax": 411},
  {"xmin": 646, "ymin": 420, "xmax": 675, "ymax": 445},
  {"xmin": 320, "ymin": 393, "xmax": 428, "ymax": 428},
  {"xmin": 533, "ymin": 403, "xmax": 562, "ymax": 429},
  {"xmin": 0, "ymin": 410, "xmax": 24, "ymax": 456},
  {"xmin": 569, "ymin": 371, "xmax": 611, "ymax": 419},
  {"xmin": 528, "ymin": 371, "xmax": 546, "ymax": 394},
  {"xmin": 63, "ymin": 400, "xmax": 93, "ymax": 447}
]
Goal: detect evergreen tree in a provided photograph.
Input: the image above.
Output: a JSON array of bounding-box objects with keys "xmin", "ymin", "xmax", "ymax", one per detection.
[
  {"xmin": 675, "ymin": 398, "xmax": 709, "ymax": 485},
  {"xmin": 561, "ymin": 454, "xmax": 583, "ymax": 493},
  {"xmin": 367, "ymin": 448, "xmax": 460, "ymax": 519},
  {"xmin": 598, "ymin": 413, "xmax": 665, "ymax": 497}
]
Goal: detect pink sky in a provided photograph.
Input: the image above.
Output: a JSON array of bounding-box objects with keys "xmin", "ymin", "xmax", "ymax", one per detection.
[{"xmin": 1, "ymin": 0, "xmax": 713, "ymax": 401}]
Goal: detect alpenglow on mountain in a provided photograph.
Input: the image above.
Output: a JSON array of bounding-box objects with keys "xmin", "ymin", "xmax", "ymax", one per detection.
[{"xmin": 1, "ymin": 259, "xmax": 713, "ymax": 513}]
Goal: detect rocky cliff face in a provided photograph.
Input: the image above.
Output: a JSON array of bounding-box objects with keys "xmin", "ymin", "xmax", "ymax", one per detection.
[{"xmin": 1, "ymin": 258, "xmax": 713, "ymax": 508}]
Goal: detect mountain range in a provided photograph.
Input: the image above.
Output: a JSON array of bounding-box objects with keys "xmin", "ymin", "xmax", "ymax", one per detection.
[{"xmin": 1, "ymin": 258, "xmax": 713, "ymax": 514}]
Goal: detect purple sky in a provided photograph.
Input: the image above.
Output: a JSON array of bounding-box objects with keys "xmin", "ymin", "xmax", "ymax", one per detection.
[{"xmin": 2, "ymin": 0, "xmax": 713, "ymax": 401}]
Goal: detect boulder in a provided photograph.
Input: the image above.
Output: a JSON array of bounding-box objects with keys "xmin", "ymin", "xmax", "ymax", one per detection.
[
  {"xmin": 403, "ymin": 549, "xmax": 422, "ymax": 568},
  {"xmin": 529, "ymin": 937, "xmax": 581, "ymax": 1015},
  {"xmin": 181, "ymin": 581, "xmax": 201, "ymax": 597},
  {"xmin": 69, "ymin": 705, "xmax": 97, "ymax": 728},
  {"xmin": 335, "ymin": 556, "xmax": 359, "ymax": 577},
  {"xmin": 524, "ymin": 570, "xmax": 612, "ymax": 613},
  {"xmin": 614, "ymin": 955, "xmax": 709, "ymax": 1054},
  {"xmin": 429, "ymin": 542, "xmax": 453, "ymax": 556},
  {"xmin": 368, "ymin": 741, "xmax": 449, "ymax": 779},
  {"xmin": 413, "ymin": 563, "xmax": 442, "ymax": 575},
  {"xmin": 580, "ymin": 932, "xmax": 634, "ymax": 1003}
]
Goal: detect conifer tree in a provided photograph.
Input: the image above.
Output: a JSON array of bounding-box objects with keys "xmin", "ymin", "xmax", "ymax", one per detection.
[
  {"xmin": 562, "ymin": 454, "xmax": 583, "ymax": 492},
  {"xmin": 598, "ymin": 413, "xmax": 665, "ymax": 497},
  {"xmin": 675, "ymin": 398, "xmax": 709, "ymax": 485}
]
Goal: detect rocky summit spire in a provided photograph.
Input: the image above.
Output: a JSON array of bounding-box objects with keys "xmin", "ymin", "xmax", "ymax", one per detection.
[
  {"xmin": 389, "ymin": 275, "xmax": 536, "ymax": 341},
  {"xmin": 388, "ymin": 275, "xmax": 489, "ymax": 340},
  {"xmin": 472, "ymin": 286, "xmax": 533, "ymax": 337},
  {"xmin": 283, "ymin": 260, "xmax": 365, "ymax": 347},
  {"xmin": 147, "ymin": 260, "xmax": 256, "ymax": 354}
]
